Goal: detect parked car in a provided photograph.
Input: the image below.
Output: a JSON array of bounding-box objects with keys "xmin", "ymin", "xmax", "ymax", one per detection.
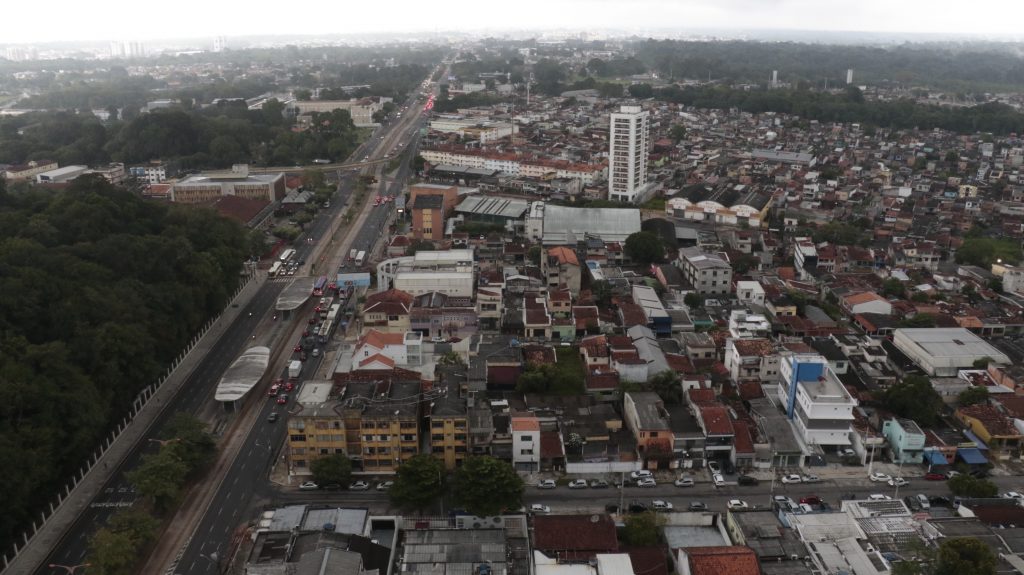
[
  {"xmin": 674, "ymin": 477, "xmax": 695, "ymax": 487},
  {"xmin": 781, "ymin": 474, "xmax": 802, "ymax": 484},
  {"xmin": 800, "ymin": 496, "xmax": 822, "ymax": 506},
  {"xmin": 530, "ymin": 504, "xmax": 551, "ymax": 514},
  {"xmin": 930, "ymin": 495, "xmax": 952, "ymax": 507},
  {"xmin": 630, "ymin": 470, "xmax": 653, "ymax": 480},
  {"xmin": 299, "ymin": 481, "xmax": 319, "ymax": 491},
  {"xmin": 321, "ymin": 483, "xmax": 342, "ymax": 491},
  {"xmin": 652, "ymin": 500, "xmax": 674, "ymax": 511},
  {"xmin": 888, "ymin": 477, "xmax": 909, "ymax": 487},
  {"xmin": 868, "ymin": 493, "xmax": 891, "ymax": 501},
  {"xmin": 376, "ymin": 481, "xmax": 393, "ymax": 491},
  {"xmin": 349, "ymin": 481, "xmax": 370, "ymax": 491},
  {"xmin": 924, "ymin": 472, "xmax": 947, "ymax": 481},
  {"xmin": 637, "ymin": 477, "xmax": 657, "ymax": 488},
  {"xmin": 727, "ymin": 499, "xmax": 749, "ymax": 510},
  {"xmin": 628, "ymin": 502, "xmax": 649, "ymax": 513},
  {"xmin": 589, "ymin": 479, "xmax": 610, "ymax": 489},
  {"xmin": 688, "ymin": 502, "xmax": 708, "ymax": 511},
  {"xmin": 840, "ymin": 448, "xmax": 856, "ymax": 457},
  {"xmin": 537, "ymin": 480, "xmax": 557, "ymax": 489},
  {"xmin": 712, "ymin": 473, "xmax": 725, "ymax": 487},
  {"xmin": 802, "ymin": 474, "xmax": 821, "ymax": 483},
  {"xmin": 869, "ymin": 472, "xmax": 892, "ymax": 483},
  {"xmin": 1002, "ymin": 491, "xmax": 1024, "ymax": 500},
  {"xmin": 916, "ymin": 494, "xmax": 931, "ymax": 509},
  {"xmin": 707, "ymin": 461, "xmax": 721, "ymax": 473},
  {"xmin": 904, "ymin": 496, "xmax": 922, "ymax": 512},
  {"xmin": 737, "ymin": 475, "xmax": 760, "ymax": 486},
  {"xmin": 568, "ymin": 479, "xmax": 588, "ymax": 489}
]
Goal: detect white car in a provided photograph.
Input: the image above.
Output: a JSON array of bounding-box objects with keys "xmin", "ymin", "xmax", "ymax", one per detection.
[
  {"xmin": 707, "ymin": 461, "xmax": 721, "ymax": 473},
  {"xmin": 536, "ymin": 479, "xmax": 557, "ymax": 489},
  {"xmin": 727, "ymin": 499, "xmax": 749, "ymax": 510},
  {"xmin": 349, "ymin": 481, "xmax": 370, "ymax": 491},
  {"xmin": 637, "ymin": 477, "xmax": 657, "ymax": 488},
  {"xmin": 674, "ymin": 477, "xmax": 695, "ymax": 487},
  {"xmin": 868, "ymin": 493, "xmax": 892, "ymax": 501},
  {"xmin": 869, "ymin": 472, "xmax": 892, "ymax": 483},
  {"xmin": 781, "ymin": 474, "xmax": 802, "ymax": 484},
  {"xmin": 376, "ymin": 481, "xmax": 393, "ymax": 491},
  {"xmin": 1002, "ymin": 492, "xmax": 1024, "ymax": 500},
  {"xmin": 298, "ymin": 481, "xmax": 319, "ymax": 491},
  {"xmin": 630, "ymin": 470, "xmax": 654, "ymax": 480},
  {"xmin": 568, "ymin": 479, "xmax": 588, "ymax": 489},
  {"xmin": 712, "ymin": 473, "xmax": 725, "ymax": 487},
  {"xmin": 802, "ymin": 474, "xmax": 821, "ymax": 483},
  {"xmin": 530, "ymin": 504, "xmax": 551, "ymax": 514},
  {"xmin": 652, "ymin": 500, "xmax": 674, "ymax": 511},
  {"xmin": 888, "ymin": 477, "xmax": 909, "ymax": 487}
]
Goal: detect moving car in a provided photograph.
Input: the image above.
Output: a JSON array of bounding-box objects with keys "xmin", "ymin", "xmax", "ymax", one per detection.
[
  {"xmin": 687, "ymin": 502, "xmax": 708, "ymax": 511},
  {"xmin": 924, "ymin": 472, "xmax": 947, "ymax": 481},
  {"xmin": 276, "ymin": 394, "xmax": 288, "ymax": 405},
  {"xmin": 637, "ymin": 477, "xmax": 657, "ymax": 488},
  {"xmin": 266, "ymin": 412, "xmax": 279, "ymax": 423},
  {"xmin": 652, "ymin": 500, "xmax": 674, "ymax": 511},
  {"xmin": 529, "ymin": 504, "xmax": 551, "ymax": 514},
  {"xmin": 537, "ymin": 479, "xmax": 556, "ymax": 489},
  {"xmin": 802, "ymin": 474, "xmax": 821, "ymax": 483},
  {"xmin": 674, "ymin": 477, "xmax": 695, "ymax": 487},
  {"xmin": 1002, "ymin": 491, "xmax": 1024, "ymax": 500},
  {"xmin": 869, "ymin": 472, "xmax": 892, "ymax": 483},
  {"xmin": 727, "ymin": 500, "xmax": 749, "ymax": 510},
  {"xmin": 630, "ymin": 470, "xmax": 653, "ymax": 480},
  {"xmin": 888, "ymin": 477, "xmax": 909, "ymax": 487},
  {"xmin": 628, "ymin": 502, "xmax": 649, "ymax": 513},
  {"xmin": 568, "ymin": 479, "xmax": 588, "ymax": 489},
  {"xmin": 299, "ymin": 481, "xmax": 319, "ymax": 491},
  {"xmin": 283, "ymin": 381, "xmax": 295, "ymax": 392},
  {"xmin": 376, "ymin": 481, "xmax": 393, "ymax": 491},
  {"xmin": 349, "ymin": 481, "xmax": 370, "ymax": 491},
  {"xmin": 737, "ymin": 475, "xmax": 759, "ymax": 486},
  {"xmin": 268, "ymin": 384, "xmax": 280, "ymax": 397},
  {"xmin": 781, "ymin": 474, "xmax": 802, "ymax": 484},
  {"xmin": 589, "ymin": 479, "xmax": 610, "ymax": 489}
]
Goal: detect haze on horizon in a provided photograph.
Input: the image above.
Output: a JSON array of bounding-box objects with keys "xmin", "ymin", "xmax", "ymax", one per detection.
[{"xmin": 4, "ymin": 0, "xmax": 1024, "ymax": 45}]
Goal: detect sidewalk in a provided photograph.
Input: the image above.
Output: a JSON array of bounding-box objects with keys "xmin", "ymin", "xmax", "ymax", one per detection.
[{"xmin": 2, "ymin": 273, "xmax": 265, "ymax": 575}]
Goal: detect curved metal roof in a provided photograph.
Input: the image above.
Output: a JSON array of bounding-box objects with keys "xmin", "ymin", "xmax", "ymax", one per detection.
[
  {"xmin": 214, "ymin": 346, "xmax": 270, "ymax": 402},
  {"xmin": 276, "ymin": 277, "xmax": 315, "ymax": 311}
]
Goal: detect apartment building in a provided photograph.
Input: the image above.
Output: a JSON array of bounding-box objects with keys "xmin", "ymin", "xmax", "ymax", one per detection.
[
  {"xmin": 608, "ymin": 105, "xmax": 650, "ymax": 203},
  {"xmin": 511, "ymin": 411, "xmax": 541, "ymax": 472},
  {"xmin": 429, "ymin": 372, "xmax": 469, "ymax": 470},
  {"xmin": 778, "ymin": 353, "xmax": 857, "ymax": 449},
  {"xmin": 677, "ymin": 247, "xmax": 733, "ymax": 296}
]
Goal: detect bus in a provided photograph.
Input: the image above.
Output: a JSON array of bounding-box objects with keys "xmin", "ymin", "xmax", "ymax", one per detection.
[
  {"xmin": 268, "ymin": 261, "xmax": 283, "ymax": 277},
  {"xmin": 317, "ymin": 319, "xmax": 333, "ymax": 344},
  {"xmin": 279, "ymin": 248, "xmax": 296, "ymax": 263},
  {"xmin": 312, "ymin": 276, "xmax": 328, "ymax": 297},
  {"xmin": 325, "ymin": 303, "xmax": 341, "ymax": 325},
  {"xmin": 354, "ymin": 250, "xmax": 366, "ymax": 266}
]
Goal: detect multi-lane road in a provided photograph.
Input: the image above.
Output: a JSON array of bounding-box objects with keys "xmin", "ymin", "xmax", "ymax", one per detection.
[{"xmin": 33, "ymin": 69, "xmax": 439, "ymax": 575}]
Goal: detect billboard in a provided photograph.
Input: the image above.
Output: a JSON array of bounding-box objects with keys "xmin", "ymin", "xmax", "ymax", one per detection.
[{"xmin": 337, "ymin": 272, "xmax": 371, "ymax": 288}]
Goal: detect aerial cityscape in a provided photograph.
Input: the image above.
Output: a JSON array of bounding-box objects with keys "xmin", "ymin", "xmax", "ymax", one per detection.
[{"xmin": 8, "ymin": 3, "xmax": 1024, "ymax": 575}]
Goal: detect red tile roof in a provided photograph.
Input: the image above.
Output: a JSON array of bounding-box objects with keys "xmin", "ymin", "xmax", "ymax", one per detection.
[
  {"xmin": 699, "ymin": 405, "xmax": 735, "ymax": 436},
  {"xmin": 540, "ymin": 431, "xmax": 564, "ymax": 459},
  {"xmin": 732, "ymin": 420, "xmax": 755, "ymax": 455},
  {"xmin": 532, "ymin": 515, "xmax": 619, "ymax": 561},
  {"xmin": 688, "ymin": 388, "xmax": 716, "ymax": 405},
  {"xmin": 682, "ymin": 546, "xmax": 760, "ymax": 575},
  {"xmin": 958, "ymin": 404, "xmax": 1020, "ymax": 437},
  {"xmin": 586, "ymin": 369, "xmax": 620, "ymax": 391}
]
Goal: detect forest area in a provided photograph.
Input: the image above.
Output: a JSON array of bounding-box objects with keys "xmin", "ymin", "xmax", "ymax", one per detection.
[{"xmin": 0, "ymin": 174, "xmax": 250, "ymax": 553}]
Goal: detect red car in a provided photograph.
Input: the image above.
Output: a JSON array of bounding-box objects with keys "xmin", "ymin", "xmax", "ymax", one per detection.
[
  {"xmin": 294, "ymin": 344, "xmax": 303, "ymax": 353},
  {"xmin": 799, "ymin": 496, "xmax": 822, "ymax": 506},
  {"xmin": 925, "ymin": 472, "xmax": 947, "ymax": 481},
  {"xmin": 276, "ymin": 394, "xmax": 288, "ymax": 405},
  {"xmin": 284, "ymin": 381, "xmax": 295, "ymax": 392},
  {"xmin": 302, "ymin": 329, "xmax": 310, "ymax": 337},
  {"xmin": 308, "ymin": 317, "xmax": 317, "ymax": 324},
  {"xmin": 268, "ymin": 384, "xmax": 280, "ymax": 397}
]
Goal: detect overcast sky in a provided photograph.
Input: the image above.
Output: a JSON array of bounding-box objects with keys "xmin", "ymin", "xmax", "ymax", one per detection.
[{"xmin": 5, "ymin": 0, "xmax": 1024, "ymax": 45}]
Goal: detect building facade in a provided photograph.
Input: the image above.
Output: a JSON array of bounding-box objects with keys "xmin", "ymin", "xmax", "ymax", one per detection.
[{"xmin": 608, "ymin": 105, "xmax": 649, "ymax": 203}]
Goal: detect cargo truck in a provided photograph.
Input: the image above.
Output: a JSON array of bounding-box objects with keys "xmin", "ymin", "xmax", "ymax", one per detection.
[{"xmin": 288, "ymin": 360, "xmax": 302, "ymax": 379}]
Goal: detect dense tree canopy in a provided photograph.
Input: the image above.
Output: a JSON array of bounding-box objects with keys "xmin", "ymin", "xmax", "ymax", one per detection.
[
  {"xmin": 0, "ymin": 175, "xmax": 248, "ymax": 552},
  {"xmin": 310, "ymin": 454, "xmax": 353, "ymax": 486},
  {"xmin": 452, "ymin": 456, "xmax": 523, "ymax": 517},
  {"xmin": 878, "ymin": 375, "xmax": 944, "ymax": 427},
  {"xmin": 388, "ymin": 454, "xmax": 445, "ymax": 511},
  {"xmin": 624, "ymin": 231, "xmax": 665, "ymax": 265}
]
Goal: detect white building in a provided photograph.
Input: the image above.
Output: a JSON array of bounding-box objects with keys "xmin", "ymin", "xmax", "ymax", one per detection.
[
  {"xmin": 778, "ymin": 353, "xmax": 857, "ymax": 449},
  {"xmin": 511, "ymin": 412, "xmax": 541, "ymax": 472},
  {"xmin": 608, "ymin": 105, "xmax": 650, "ymax": 203},
  {"xmin": 794, "ymin": 240, "xmax": 818, "ymax": 280},
  {"xmin": 728, "ymin": 309, "xmax": 771, "ymax": 339},
  {"xmin": 36, "ymin": 165, "xmax": 88, "ymax": 183},
  {"xmin": 736, "ymin": 281, "xmax": 766, "ymax": 307},
  {"xmin": 892, "ymin": 328, "xmax": 1010, "ymax": 376},
  {"xmin": 377, "ymin": 249, "xmax": 476, "ymax": 297}
]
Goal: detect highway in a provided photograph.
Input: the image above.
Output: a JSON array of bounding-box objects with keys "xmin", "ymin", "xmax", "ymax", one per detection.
[
  {"xmin": 169, "ymin": 71, "xmax": 439, "ymax": 575},
  {"xmin": 33, "ymin": 68, "xmax": 440, "ymax": 575}
]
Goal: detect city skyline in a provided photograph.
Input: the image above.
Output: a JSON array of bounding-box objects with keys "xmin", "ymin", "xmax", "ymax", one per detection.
[{"xmin": 4, "ymin": 0, "xmax": 1024, "ymax": 45}]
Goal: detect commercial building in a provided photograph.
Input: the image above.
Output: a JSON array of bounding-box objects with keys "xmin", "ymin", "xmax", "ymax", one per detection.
[
  {"xmin": 36, "ymin": 165, "xmax": 88, "ymax": 184},
  {"xmin": 892, "ymin": 328, "xmax": 1010, "ymax": 376},
  {"xmin": 290, "ymin": 99, "xmax": 382, "ymax": 127},
  {"xmin": 453, "ymin": 195, "xmax": 529, "ymax": 234},
  {"xmin": 171, "ymin": 165, "xmax": 285, "ymax": 204},
  {"xmin": 778, "ymin": 353, "xmax": 857, "ymax": 448},
  {"xmin": 525, "ymin": 202, "xmax": 641, "ymax": 245},
  {"xmin": 128, "ymin": 161, "xmax": 178, "ymax": 185},
  {"xmin": 881, "ymin": 418, "xmax": 926, "ymax": 464},
  {"xmin": 677, "ymin": 247, "xmax": 733, "ymax": 296},
  {"xmin": 608, "ymin": 104, "xmax": 650, "ymax": 203},
  {"xmin": 4, "ymin": 160, "xmax": 57, "ymax": 181},
  {"xmin": 411, "ymin": 194, "xmax": 445, "ymax": 240},
  {"xmin": 377, "ymin": 249, "xmax": 476, "ymax": 297}
]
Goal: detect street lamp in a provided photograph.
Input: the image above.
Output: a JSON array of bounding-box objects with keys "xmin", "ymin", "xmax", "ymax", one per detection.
[{"xmin": 48, "ymin": 564, "xmax": 91, "ymax": 574}]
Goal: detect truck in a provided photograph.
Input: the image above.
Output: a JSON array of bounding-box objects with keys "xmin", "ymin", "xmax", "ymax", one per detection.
[
  {"xmin": 349, "ymin": 249, "xmax": 358, "ymax": 262},
  {"xmin": 288, "ymin": 360, "xmax": 302, "ymax": 379},
  {"xmin": 354, "ymin": 250, "xmax": 366, "ymax": 266}
]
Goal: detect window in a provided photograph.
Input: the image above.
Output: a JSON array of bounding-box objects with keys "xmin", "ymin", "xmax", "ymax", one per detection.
[
  {"xmin": 432, "ymin": 434, "xmax": 444, "ymax": 441},
  {"xmin": 290, "ymin": 434, "xmax": 307, "ymax": 442},
  {"xmin": 295, "ymin": 460, "xmax": 307, "ymax": 468},
  {"xmin": 319, "ymin": 448, "xmax": 330, "ymax": 455},
  {"xmin": 292, "ymin": 447, "xmax": 306, "ymax": 455}
]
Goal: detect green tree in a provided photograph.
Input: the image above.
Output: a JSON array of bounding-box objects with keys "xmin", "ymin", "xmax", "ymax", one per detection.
[
  {"xmin": 684, "ymin": 292, "xmax": 704, "ymax": 309},
  {"xmin": 621, "ymin": 512, "xmax": 664, "ymax": 546},
  {"xmin": 627, "ymin": 83, "xmax": 654, "ymax": 99},
  {"xmin": 87, "ymin": 527, "xmax": 138, "ymax": 575},
  {"xmin": 936, "ymin": 537, "xmax": 997, "ymax": 575},
  {"xmin": 947, "ymin": 474, "xmax": 998, "ymax": 498},
  {"xmin": 389, "ymin": 454, "xmax": 445, "ymax": 511},
  {"xmin": 957, "ymin": 386, "xmax": 989, "ymax": 407},
  {"xmin": 311, "ymin": 454, "xmax": 352, "ymax": 487},
  {"xmin": 624, "ymin": 231, "xmax": 665, "ymax": 265},
  {"xmin": 162, "ymin": 413, "xmax": 217, "ymax": 476},
  {"xmin": 412, "ymin": 154, "xmax": 426, "ymax": 172},
  {"xmin": 302, "ymin": 169, "xmax": 326, "ymax": 189},
  {"xmin": 669, "ymin": 125, "xmax": 687, "ymax": 143},
  {"xmin": 882, "ymin": 278, "xmax": 905, "ymax": 297},
  {"xmin": 647, "ymin": 370, "xmax": 682, "ymax": 404},
  {"xmin": 591, "ymin": 280, "xmax": 613, "ymax": 307},
  {"xmin": 452, "ymin": 456, "xmax": 523, "ymax": 516},
  {"xmin": 295, "ymin": 89, "xmax": 313, "ymax": 101},
  {"xmin": 527, "ymin": 245, "xmax": 543, "ymax": 266},
  {"xmin": 126, "ymin": 449, "xmax": 188, "ymax": 512},
  {"xmin": 407, "ymin": 240, "xmax": 435, "ymax": 256},
  {"xmin": 879, "ymin": 375, "xmax": 944, "ymax": 427}
]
